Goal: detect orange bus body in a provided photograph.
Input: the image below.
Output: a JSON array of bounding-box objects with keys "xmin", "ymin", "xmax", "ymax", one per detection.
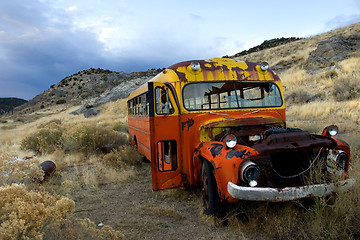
[{"xmin": 127, "ymin": 58, "xmax": 352, "ymax": 215}]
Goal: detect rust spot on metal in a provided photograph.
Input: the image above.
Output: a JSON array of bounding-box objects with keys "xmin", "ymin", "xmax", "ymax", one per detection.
[
  {"xmin": 225, "ymin": 149, "xmax": 246, "ymax": 159},
  {"xmin": 182, "ymin": 118, "xmax": 195, "ymax": 130},
  {"xmin": 231, "ymin": 67, "xmax": 249, "ymax": 80},
  {"xmin": 209, "ymin": 143, "xmax": 223, "ymax": 158},
  {"xmin": 174, "ymin": 70, "xmax": 187, "ymax": 81}
]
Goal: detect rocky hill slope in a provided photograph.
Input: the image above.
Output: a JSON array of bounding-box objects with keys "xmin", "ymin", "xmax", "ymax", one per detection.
[
  {"xmin": 15, "ymin": 68, "xmax": 162, "ymax": 115},
  {"xmin": 232, "ymin": 22, "xmax": 360, "ymax": 73}
]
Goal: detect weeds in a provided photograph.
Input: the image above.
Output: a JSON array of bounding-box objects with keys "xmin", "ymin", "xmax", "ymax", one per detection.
[
  {"xmin": 21, "ymin": 122, "xmax": 128, "ymax": 155},
  {"xmin": 103, "ymin": 145, "xmax": 143, "ymax": 167},
  {"xmin": 332, "ymin": 77, "xmax": 360, "ymax": 101},
  {"xmin": 285, "ymin": 89, "xmax": 312, "ymax": 105},
  {"xmin": 20, "ymin": 123, "xmax": 64, "ymax": 154},
  {"xmin": 0, "ymin": 184, "xmax": 124, "ymax": 240},
  {"xmin": 62, "ymin": 123, "xmax": 128, "ymax": 154},
  {"xmin": 0, "ymin": 152, "xmax": 44, "ymax": 186}
]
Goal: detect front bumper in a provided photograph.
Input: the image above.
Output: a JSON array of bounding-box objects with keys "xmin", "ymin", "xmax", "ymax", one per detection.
[{"xmin": 227, "ymin": 179, "xmax": 355, "ymax": 201}]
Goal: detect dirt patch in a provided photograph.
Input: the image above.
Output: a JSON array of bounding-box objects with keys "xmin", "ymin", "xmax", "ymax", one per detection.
[{"xmin": 71, "ymin": 162, "xmax": 248, "ymax": 239}]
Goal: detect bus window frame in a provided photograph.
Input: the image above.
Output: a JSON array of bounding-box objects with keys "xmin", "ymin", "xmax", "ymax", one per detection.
[
  {"xmin": 127, "ymin": 92, "xmax": 150, "ymax": 116},
  {"xmin": 155, "ymin": 86, "xmax": 175, "ymax": 115},
  {"xmin": 157, "ymin": 140, "xmax": 178, "ymax": 172},
  {"xmin": 182, "ymin": 81, "xmax": 283, "ymax": 111}
]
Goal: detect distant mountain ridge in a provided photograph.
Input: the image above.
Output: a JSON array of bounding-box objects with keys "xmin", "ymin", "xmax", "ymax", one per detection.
[{"xmin": 0, "ymin": 98, "xmax": 27, "ymax": 115}]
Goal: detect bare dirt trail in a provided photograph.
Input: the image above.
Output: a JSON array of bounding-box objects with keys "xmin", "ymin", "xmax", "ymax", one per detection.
[{"xmin": 71, "ymin": 162, "xmax": 248, "ymax": 240}]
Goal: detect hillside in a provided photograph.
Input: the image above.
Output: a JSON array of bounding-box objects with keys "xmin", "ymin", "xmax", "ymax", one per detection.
[
  {"xmin": 225, "ymin": 37, "xmax": 303, "ymax": 58},
  {"xmin": 1, "ymin": 22, "xmax": 360, "ymax": 239},
  {"xmin": 0, "ymin": 97, "xmax": 27, "ymax": 115},
  {"xmin": 15, "ymin": 68, "xmax": 162, "ymax": 115},
  {"xmin": 233, "ymin": 22, "xmax": 360, "ymax": 73}
]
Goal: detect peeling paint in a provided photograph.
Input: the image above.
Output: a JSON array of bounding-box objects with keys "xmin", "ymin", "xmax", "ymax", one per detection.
[
  {"xmin": 225, "ymin": 149, "xmax": 246, "ymax": 159},
  {"xmin": 182, "ymin": 118, "xmax": 194, "ymax": 131},
  {"xmin": 209, "ymin": 143, "xmax": 223, "ymax": 158}
]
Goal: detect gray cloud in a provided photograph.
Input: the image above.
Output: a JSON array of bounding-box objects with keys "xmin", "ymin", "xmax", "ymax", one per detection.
[
  {"xmin": 0, "ymin": 1, "xmax": 214, "ymax": 99},
  {"xmin": 0, "ymin": 1, "xmax": 110, "ymax": 99}
]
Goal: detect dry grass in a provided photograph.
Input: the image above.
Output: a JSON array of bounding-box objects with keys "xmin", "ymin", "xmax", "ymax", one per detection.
[
  {"xmin": 0, "ymin": 153, "xmax": 125, "ymax": 239},
  {"xmin": 0, "ymin": 99, "xmax": 131, "ymax": 239},
  {"xmin": 284, "ymin": 54, "xmax": 360, "ymax": 149},
  {"xmin": 1, "ymin": 23, "xmax": 360, "ymax": 239},
  {"xmin": 235, "ymin": 21, "xmax": 360, "ymax": 67}
]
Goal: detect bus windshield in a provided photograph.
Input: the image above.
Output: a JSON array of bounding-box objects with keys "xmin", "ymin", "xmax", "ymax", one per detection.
[{"xmin": 183, "ymin": 81, "xmax": 283, "ymax": 111}]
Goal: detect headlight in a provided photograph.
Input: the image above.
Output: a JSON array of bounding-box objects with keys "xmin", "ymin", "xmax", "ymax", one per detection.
[
  {"xmin": 336, "ymin": 152, "xmax": 347, "ymax": 170},
  {"xmin": 190, "ymin": 61, "xmax": 200, "ymax": 71},
  {"xmin": 240, "ymin": 161, "xmax": 260, "ymax": 187},
  {"xmin": 326, "ymin": 149, "xmax": 348, "ymax": 175},
  {"xmin": 322, "ymin": 125, "xmax": 338, "ymax": 137},
  {"xmin": 260, "ymin": 62, "xmax": 269, "ymax": 71},
  {"xmin": 224, "ymin": 134, "xmax": 237, "ymax": 148}
]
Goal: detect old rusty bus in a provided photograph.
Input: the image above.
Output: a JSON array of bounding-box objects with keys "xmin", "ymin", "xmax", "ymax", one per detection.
[{"xmin": 127, "ymin": 58, "xmax": 353, "ymax": 215}]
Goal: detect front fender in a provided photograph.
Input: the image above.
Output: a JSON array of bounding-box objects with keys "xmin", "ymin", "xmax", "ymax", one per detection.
[{"xmin": 194, "ymin": 141, "xmax": 259, "ymax": 202}]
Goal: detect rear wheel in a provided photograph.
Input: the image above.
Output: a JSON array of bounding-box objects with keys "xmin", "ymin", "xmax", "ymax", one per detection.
[{"xmin": 201, "ymin": 160, "xmax": 220, "ymax": 215}]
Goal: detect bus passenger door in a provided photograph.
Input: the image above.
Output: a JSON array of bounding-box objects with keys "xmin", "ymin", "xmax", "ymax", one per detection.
[{"xmin": 148, "ymin": 82, "xmax": 182, "ymax": 191}]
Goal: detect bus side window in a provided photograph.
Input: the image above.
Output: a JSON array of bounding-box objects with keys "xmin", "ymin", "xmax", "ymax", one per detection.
[
  {"xmin": 146, "ymin": 93, "xmax": 149, "ymax": 115},
  {"xmin": 157, "ymin": 140, "xmax": 177, "ymax": 172},
  {"xmin": 155, "ymin": 87, "xmax": 174, "ymax": 115}
]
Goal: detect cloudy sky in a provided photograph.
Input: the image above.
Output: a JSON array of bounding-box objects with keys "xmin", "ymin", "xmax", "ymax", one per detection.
[{"xmin": 1, "ymin": 0, "xmax": 359, "ymax": 100}]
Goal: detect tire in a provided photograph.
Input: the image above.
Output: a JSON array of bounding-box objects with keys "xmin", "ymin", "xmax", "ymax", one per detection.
[{"xmin": 201, "ymin": 160, "xmax": 220, "ymax": 215}]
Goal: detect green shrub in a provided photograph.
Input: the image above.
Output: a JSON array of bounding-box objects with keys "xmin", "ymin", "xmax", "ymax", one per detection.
[
  {"xmin": 21, "ymin": 122, "xmax": 128, "ymax": 155},
  {"xmin": 285, "ymin": 89, "xmax": 312, "ymax": 105},
  {"xmin": 324, "ymin": 69, "xmax": 338, "ymax": 79},
  {"xmin": 112, "ymin": 122, "xmax": 128, "ymax": 133},
  {"xmin": 102, "ymin": 145, "xmax": 143, "ymax": 168},
  {"xmin": 56, "ymin": 99, "xmax": 67, "ymax": 105},
  {"xmin": 62, "ymin": 123, "xmax": 128, "ymax": 153},
  {"xmin": 20, "ymin": 124, "xmax": 63, "ymax": 154},
  {"xmin": 333, "ymin": 78, "xmax": 360, "ymax": 101}
]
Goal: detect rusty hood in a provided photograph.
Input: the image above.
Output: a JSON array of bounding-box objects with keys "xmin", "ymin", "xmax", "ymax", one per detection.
[{"xmin": 252, "ymin": 129, "xmax": 336, "ymax": 154}]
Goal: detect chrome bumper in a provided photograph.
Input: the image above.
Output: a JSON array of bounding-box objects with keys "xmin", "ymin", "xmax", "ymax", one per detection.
[{"xmin": 227, "ymin": 179, "xmax": 355, "ymax": 201}]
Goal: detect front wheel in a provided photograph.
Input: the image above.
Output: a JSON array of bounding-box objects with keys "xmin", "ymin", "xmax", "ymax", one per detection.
[{"xmin": 201, "ymin": 160, "xmax": 220, "ymax": 215}]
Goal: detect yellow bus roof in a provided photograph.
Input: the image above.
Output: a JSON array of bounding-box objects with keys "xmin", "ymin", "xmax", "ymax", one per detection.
[
  {"xmin": 166, "ymin": 58, "xmax": 279, "ymax": 82},
  {"xmin": 128, "ymin": 58, "xmax": 279, "ymax": 100}
]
